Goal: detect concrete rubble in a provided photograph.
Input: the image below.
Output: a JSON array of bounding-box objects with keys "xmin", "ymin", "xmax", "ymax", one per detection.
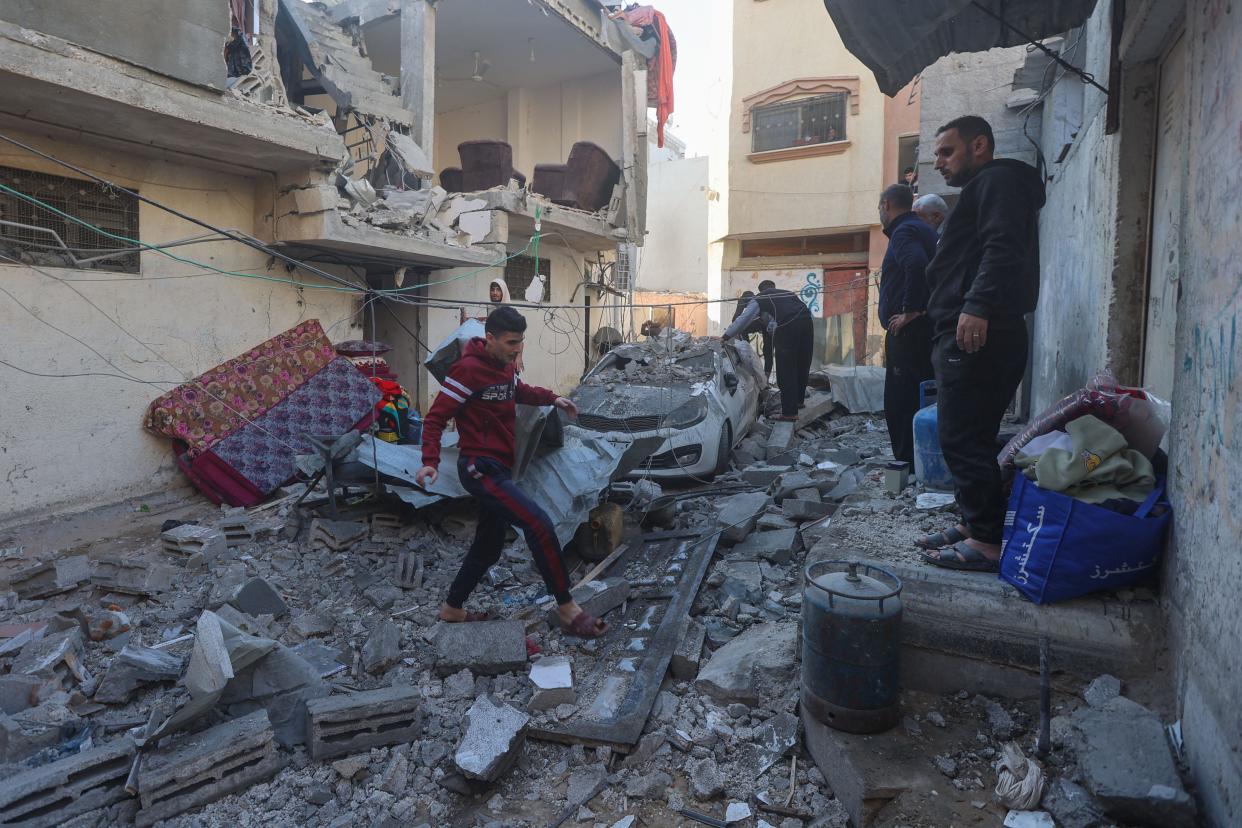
[{"xmin": 0, "ymin": 396, "xmax": 1202, "ymax": 826}]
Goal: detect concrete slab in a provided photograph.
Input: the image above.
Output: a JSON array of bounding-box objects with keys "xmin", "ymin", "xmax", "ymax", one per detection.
[
  {"xmin": 802, "ymin": 708, "xmax": 936, "ymax": 827},
  {"xmin": 455, "ymin": 695, "xmax": 530, "ymax": 782},
  {"xmin": 545, "ymin": 577, "xmax": 630, "ymax": 628},
  {"xmin": 695, "ymin": 622, "xmax": 798, "ymax": 706},
  {"xmin": 434, "ymin": 620, "xmax": 527, "ymax": 676},
  {"xmin": 843, "ymin": 554, "xmax": 1166, "ymax": 684},
  {"xmin": 362, "ymin": 621, "xmax": 401, "ymax": 675},
  {"xmin": 796, "ymin": 393, "xmax": 837, "ymax": 428},
  {"xmin": 783, "ymin": 499, "xmax": 834, "ymax": 522},
  {"xmin": 231, "ymin": 577, "xmax": 289, "ymax": 618},
  {"xmin": 766, "ymin": 421, "xmax": 795, "ymax": 460},
  {"xmin": 716, "ymin": 492, "xmax": 774, "ymax": 544},
  {"xmin": 305, "ymin": 685, "xmax": 422, "ymax": 760},
  {"xmin": 529, "ymin": 656, "xmax": 575, "ymax": 711}
]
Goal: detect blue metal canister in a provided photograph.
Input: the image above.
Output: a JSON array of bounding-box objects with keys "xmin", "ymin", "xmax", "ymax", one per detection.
[{"xmin": 801, "ymin": 560, "xmax": 903, "ymax": 733}]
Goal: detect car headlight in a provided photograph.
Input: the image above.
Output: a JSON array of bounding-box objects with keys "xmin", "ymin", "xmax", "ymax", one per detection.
[{"xmin": 663, "ymin": 395, "xmax": 709, "ymax": 429}]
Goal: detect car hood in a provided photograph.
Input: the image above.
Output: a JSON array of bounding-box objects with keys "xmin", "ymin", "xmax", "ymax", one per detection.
[{"xmin": 573, "ymin": 382, "xmax": 697, "ymax": 421}]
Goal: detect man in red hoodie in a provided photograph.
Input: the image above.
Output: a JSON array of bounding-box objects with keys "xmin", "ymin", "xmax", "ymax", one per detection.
[{"xmin": 415, "ymin": 307, "xmax": 608, "ymax": 638}]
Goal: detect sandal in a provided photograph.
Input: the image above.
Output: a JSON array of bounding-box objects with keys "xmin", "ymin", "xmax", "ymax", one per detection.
[
  {"xmin": 563, "ymin": 611, "xmax": 609, "ymax": 639},
  {"xmin": 921, "ymin": 541, "xmax": 999, "ymax": 573},
  {"xmin": 439, "ymin": 610, "xmax": 492, "ymax": 623},
  {"xmin": 915, "ymin": 526, "xmax": 967, "ymax": 550}
]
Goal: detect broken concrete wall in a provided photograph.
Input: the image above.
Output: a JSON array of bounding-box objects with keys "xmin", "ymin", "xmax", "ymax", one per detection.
[
  {"xmin": 0, "ymin": 128, "xmax": 359, "ymax": 524},
  {"xmin": 2, "ymin": 0, "xmax": 229, "ymax": 90}
]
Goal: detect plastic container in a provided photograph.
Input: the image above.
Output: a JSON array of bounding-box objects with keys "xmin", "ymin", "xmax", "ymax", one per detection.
[
  {"xmin": 407, "ymin": 409, "xmax": 423, "ymax": 445},
  {"xmin": 912, "ymin": 381, "xmax": 954, "ymax": 492}
]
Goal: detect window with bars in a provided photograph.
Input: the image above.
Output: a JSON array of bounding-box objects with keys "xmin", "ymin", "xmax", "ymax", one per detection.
[
  {"xmin": 0, "ymin": 166, "xmax": 140, "ymax": 273},
  {"xmin": 504, "ymin": 254, "xmax": 551, "ymax": 301},
  {"xmin": 752, "ymin": 93, "xmax": 848, "ymax": 153}
]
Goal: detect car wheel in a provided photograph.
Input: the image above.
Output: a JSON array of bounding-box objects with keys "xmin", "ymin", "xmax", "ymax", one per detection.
[{"xmin": 712, "ymin": 422, "xmax": 734, "ymax": 479}]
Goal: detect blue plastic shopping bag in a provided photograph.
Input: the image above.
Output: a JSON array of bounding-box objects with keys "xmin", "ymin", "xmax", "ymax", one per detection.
[{"xmin": 999, "ymin": 474, "xmax": 1171, "ymax": 604}]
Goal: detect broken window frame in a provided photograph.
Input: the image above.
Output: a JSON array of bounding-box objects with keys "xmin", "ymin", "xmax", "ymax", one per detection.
[
  {"xmin": 504, "ymin": 254, "xmax": 552, "ymax": 302},
  {"xmin": 751, "ymin": 92, "xmax": 849, "ymax": 153},
  {"xmin": 0, "ymin": 166, "xmax": 141, "ymax": 274}
]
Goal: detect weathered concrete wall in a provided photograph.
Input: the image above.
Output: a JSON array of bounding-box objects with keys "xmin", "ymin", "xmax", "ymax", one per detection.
[
  {"xmin": 1030, "ymin": 9, "xmax": 1120, "ymax": 413},
  {"xmin": 1029, "ymin": 0, "xmax": 1242, "ymax": 821},
  {"xmin": 632, "ymin": 290, "xmax": 709, "ymax": 337},
  {"xmin": 435, "ymin": 98, "xmax": 509, "ymax": 182},
  {"xmin": 1165, "ymin": 2, "xmax": 1242, "ymax": 822},
  {"xmin": 3, "ymin": 0, "xmax": 229, "ymax": 89},
  {"xmin": 636, "ymin": 156, "xmax": 710, "ymax": 294},
  {"xmin": 0, "ymin": 129, "xmax": 358, "ymax": 524},
  {"xmin": 917, "ymin": 45, "xmax": 1042, "ymax": 200}
]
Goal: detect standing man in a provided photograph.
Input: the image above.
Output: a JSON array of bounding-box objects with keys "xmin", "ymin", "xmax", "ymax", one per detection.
[
  {"xmin": 416, "ymin": 306, "xmax": 608, "ymax": 637},
  {"xmin": 878, "ymin": 184, "xmax": 938, "ymax": 465},
  {"xmin": 723, "ymin": 280, "xmax": 813, "ymax": 421},
  {"xmin": 918, "ymin": 115, "xmax": 1045, "ymax": 572},
  {"xmin": 913, "ymin": 193, "xmax": 950, "ymax": 236}
]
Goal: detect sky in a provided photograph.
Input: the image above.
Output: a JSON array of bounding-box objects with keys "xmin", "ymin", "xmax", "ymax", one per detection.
[{"xmin": 638, "ymin": 0, "xmax": 721, "ymax": 158}]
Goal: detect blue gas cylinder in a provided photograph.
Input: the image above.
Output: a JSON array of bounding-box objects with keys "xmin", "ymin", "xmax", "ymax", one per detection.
[
  {"xmin": 912, "ymin": 381, "xmax": 954, "ymax": 491},
  {"xmin": 408, "ymin": 409, "xmax": 423, "ymax": 445}
]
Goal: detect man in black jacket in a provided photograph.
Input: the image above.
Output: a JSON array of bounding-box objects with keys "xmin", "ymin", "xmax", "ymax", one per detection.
[
  {"xmin": 919, "ymin": 115, "xmax": 1045, "ymax": 572},
  {"xmin": 723, "ymin": 280, "xmax": 814, "ymax": 420},
  {"xmin": 878, "ymin": 184, "xmax": 938, "ymax": 465}
]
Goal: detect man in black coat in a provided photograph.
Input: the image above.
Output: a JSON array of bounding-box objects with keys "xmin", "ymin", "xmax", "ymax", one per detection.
[
  {"xmin": 723, "ymin": 280, "xmax": 814, "ymax": 421},
  {"xmin": 918, "ymin": 115, "xmax": 1046, "ymax": 572},
  {"xmin": 878, "ymin": 183, "xmax": 938, "ymax": 465}
]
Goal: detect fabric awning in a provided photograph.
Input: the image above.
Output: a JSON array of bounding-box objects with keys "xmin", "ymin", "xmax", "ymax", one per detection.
[{"xmin": 822, "ymin": 0, "xmax": 1101, "ymax": 96}]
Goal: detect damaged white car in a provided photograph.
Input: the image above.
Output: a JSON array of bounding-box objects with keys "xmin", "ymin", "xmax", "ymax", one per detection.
[{"xmin": 565, "ymin": 335, "xmax": 767, "ymax": 480}]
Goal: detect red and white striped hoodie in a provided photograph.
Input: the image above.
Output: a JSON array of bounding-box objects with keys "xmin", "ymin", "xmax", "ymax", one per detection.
[{"xmin": 420, "ymin": 338, "xmax": 559, "ymax": 470}]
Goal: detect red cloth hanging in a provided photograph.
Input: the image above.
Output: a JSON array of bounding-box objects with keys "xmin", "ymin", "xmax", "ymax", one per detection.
[{"xmin": 623, "ymin": 6, "xmax": 676, "ymax": 148}]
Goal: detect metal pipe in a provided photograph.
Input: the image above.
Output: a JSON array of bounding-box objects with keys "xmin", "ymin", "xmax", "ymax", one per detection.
[{"xmin": 1036, "ymin": 635, "xmax": 1051, "ymax": 758}]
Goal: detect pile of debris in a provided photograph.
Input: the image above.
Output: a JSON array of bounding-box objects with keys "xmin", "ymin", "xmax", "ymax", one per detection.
[{"xmin": 0, "ymin": 397, "xmax": 1198, "ymax": 827}]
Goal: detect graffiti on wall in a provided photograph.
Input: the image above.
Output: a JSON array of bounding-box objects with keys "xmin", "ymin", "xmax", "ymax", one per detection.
[{"xmin": 729, "ymin": 269, "xmax": 824, "ymax": 315}]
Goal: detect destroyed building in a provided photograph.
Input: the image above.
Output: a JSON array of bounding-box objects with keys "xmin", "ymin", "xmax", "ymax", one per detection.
[{"xmin": 0, "ymin": 0, "xmax": 652, "ymax": 522}]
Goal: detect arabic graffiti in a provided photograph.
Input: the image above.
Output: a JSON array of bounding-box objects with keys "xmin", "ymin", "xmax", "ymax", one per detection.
[{"xmin": 799, "ymin": 271, "xmax": 823, "ymax": 316}]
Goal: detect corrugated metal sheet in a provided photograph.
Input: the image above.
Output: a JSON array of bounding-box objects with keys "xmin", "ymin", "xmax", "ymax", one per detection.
[{"xmin": 822, "ymin": 0, "xmax": 1100, "ymax": 96}]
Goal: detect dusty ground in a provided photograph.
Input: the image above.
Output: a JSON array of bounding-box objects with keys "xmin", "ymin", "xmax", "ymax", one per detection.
[{"xmin": 0, "ymin": 404, "xmax": 1170, "ymax": 828}]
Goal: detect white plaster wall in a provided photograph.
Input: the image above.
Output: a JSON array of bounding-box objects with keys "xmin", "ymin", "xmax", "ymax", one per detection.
[
  {"xmin": 636, "ymin": 156, "xmax": 710, "ymax": 294},
  {"xmin": 422, "ymin": 241, "xmax": 595, "ymax": 406},
  {"xmin": 434, "ymin": 97, "xmax": 509, "ymax": 181},
  {"xmin": 0, "ymin": 130, "xmax": 359, "ymax": 523}
]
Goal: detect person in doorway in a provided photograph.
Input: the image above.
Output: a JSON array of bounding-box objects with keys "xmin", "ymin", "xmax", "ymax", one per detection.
[
  {"xmin": 903, "ymin": 165, "xmax": 919, "ymax": 193},
  {"xmin": 917, "ymin": 115, "xmax": 1045, "ymax": 572},
  {"xmin": 913, "ymin": 193, "xmax": 950, "ymax": 236},
  {"xmin": 460, "ymin": 279, "xmax": 524, "ymax": 374},
  {"xmin": 722, "ymin": 280, "xmax": 813, "ymax": 421},
  {"xmin": 878, "ymin": 184, "xmax": 938, "ymax": 465},
  {"xmin": 731, "ymin": 290, "xmax": 774, "ymax": 377},
  {"xmin": 415, "ymin": 307, "xmax": 608, "ymax": 638}
]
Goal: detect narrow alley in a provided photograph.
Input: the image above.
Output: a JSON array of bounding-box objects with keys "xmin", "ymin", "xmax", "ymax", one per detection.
[{"xmin": 0, "ymin": 1, "xmax": 1238, "ymax": 827}]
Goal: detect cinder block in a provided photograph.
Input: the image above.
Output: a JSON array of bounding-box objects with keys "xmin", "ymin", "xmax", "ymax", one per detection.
[
  {"xmin": 309, "ymin": 519, "xmax": 368, "ymax": 552},
  {"xmin": 216, "ymin": 513, "xmax": 255, "ymax": 547},
  {"xmin": 766, "ymin": 421, "xmax": 795, "ymax": 460},
  {"xmin": 305, "ymin": 685, "xmax": 421, "ymax": 760},
  {"xmin": 7, "ymin": 558, "xmax": 86, "ymax": 600},
  {"xmin": 90, "ymin": 557, "xmax": 176, "ymax": 596},
  {"xmin": 136, "ymin": 710, "xmax": 283, "ymax": 827},
  {"xmin": 0, "ymin": 738, "xmax": 135, "ymax": 827},
  {"xmin": 160, "ymin": 525, "xmax": 227, "ymax": 564}
]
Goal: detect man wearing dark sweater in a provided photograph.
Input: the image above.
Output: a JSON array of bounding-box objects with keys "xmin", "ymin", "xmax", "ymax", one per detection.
[
  {"xmin": 878, "ymin": 183, "xmax": 938, "ymax": 464},
  {"xmin": 918, "ymin": 115, "xmax": 1046, "ymax": 572},
  {"xmin": 416, "ymin": 307, "xmax": 608, "ymax": 637}
]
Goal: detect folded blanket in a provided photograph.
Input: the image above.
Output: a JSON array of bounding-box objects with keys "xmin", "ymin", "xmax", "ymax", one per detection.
[{"xmin": 1015, "ymin": 415, "xmax": 1155, "ymax": 504}]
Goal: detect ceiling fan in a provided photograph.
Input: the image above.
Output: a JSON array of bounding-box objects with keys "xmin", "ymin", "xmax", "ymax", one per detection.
[{"xmin": 439, "ymin": 51, "xmax": 501, "ymax": 88}]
